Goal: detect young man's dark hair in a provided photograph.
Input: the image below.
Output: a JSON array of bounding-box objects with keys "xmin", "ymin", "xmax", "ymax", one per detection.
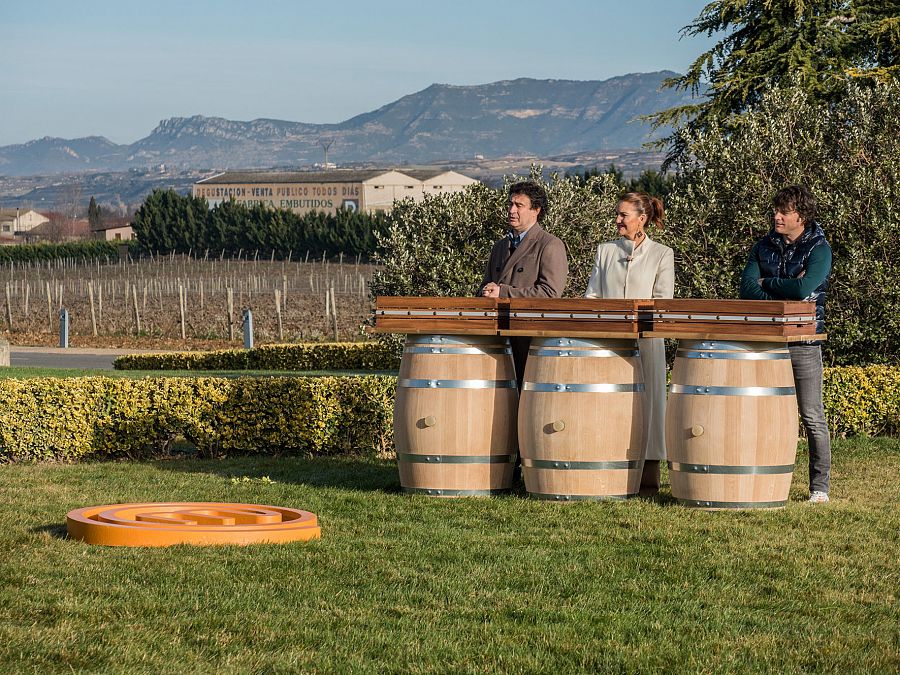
[
  {"xmin": 508, "ymin": 181, "xmax": 549, "ymax": 222},
  {"xmin": 772, "ymin": 184, "xmax": 817, "ymax": 224}
]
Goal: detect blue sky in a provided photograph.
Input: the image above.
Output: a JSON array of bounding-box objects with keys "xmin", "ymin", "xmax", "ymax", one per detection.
[{"xmin": 0, "ymin": 0, "xmax": 717, "ymax": 146}]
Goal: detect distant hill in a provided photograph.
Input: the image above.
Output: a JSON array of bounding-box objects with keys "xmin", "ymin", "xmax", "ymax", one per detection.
[
  {"xmin": 0, "ymin": 72, "xmax": 693, "ymax": 176},
  {"xmin": 0, "ymin": 136, "xmax": 125, "ymax": 175}
]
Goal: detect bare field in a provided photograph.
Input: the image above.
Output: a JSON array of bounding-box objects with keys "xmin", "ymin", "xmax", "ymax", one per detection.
[{"xmin": 0, "ymin": 254, "xmax": 376, "ymax": 349}]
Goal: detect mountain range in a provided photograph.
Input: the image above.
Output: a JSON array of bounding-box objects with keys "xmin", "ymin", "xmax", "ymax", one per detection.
[{"xmin": 0, "ymin": 71, "xmax": 693, "ymax": 177}]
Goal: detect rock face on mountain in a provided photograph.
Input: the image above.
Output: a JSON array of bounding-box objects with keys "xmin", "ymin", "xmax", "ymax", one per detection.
[{"xmin": 0, "ymin": 72, "xmax": 692, "ymax": 176}]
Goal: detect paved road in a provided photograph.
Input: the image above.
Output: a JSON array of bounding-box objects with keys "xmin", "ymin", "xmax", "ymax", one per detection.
[{"xmin": 9, "ymin": 346, "xmax": 164, "ymax": 371}]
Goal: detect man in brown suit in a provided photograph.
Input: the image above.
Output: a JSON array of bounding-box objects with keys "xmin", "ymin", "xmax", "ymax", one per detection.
[{"xmin": 479, "ymin": 181, "xmax": 568, "ymax": 385}]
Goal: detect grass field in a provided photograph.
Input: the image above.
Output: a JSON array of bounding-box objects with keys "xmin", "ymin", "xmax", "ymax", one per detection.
[{"xmin": 0, "ymin": 438, "xmax": 897, "ymax": 673}]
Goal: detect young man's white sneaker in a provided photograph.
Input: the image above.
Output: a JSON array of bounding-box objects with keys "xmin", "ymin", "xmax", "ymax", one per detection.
[{"xmin": 808, "ymin": 491, "xmax": 830, "ymax": 503}]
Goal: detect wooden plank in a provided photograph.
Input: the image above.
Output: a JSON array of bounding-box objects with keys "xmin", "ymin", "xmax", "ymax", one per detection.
[
  {"xmin": 651, "ymin": 320, "xmax": 815, "ymax": 330},
  {"xmin": 505, "ymin": 298, "xmax": 641, "ymax": 334},
  {"xmin": 506, "ymin": 298, "xmax": 641, "ymax": 312},
  {"xmin": 379, "ymin": 326, "xmax": 501, "ymax": 336},
  {"xmin": 643, "ymin": 330, "xmax": 826, "ymax": 342},
  {"xmin": 376, "ymin": 296, "xmax": 496, "ymax": 310},
  {"xmin": 374, "ymin": 296, "xmax": 499, "ymax": 334},
  {"xmin": 373, "ymin": 319, "xmax": 498, "ymax": 334},
  {"xmin": 504, "ymin": 320, "xmax": 639, "ymax": 334},
  {"xmin": 652, "ymin": 298, "xmax": 814, "ymax": 315},
  {"xmin": 650, "ymin": 297, "xmax": 817, "ymax": 339},
  {"xmin": 501, "ymin": 329, "xmax": 641, "ymax": 339},
  {"xmin": 650, "ymin": 321, "xmax": 813, "ymax": 334},
  {"xmin": 373, "ymin": 297, "xmax": 821, "ymax": 339},
  {"xmin": 650, "ymin": 320, "xmax": 816, "ymax": 336}
]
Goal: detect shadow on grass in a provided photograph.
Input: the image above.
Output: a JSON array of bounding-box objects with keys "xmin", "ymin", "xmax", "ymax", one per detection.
[
  {"xmin": 31, "ymin": 523, "xmax": 69, "ymax": 540},
  {"xmin": 152, "ymin": 453, "xmax": 688, "ymax": 503},
  {"xmin": 644, "ymin": 491, "xmax": 678, "ymax": 507},
  {"xmin": 152, "ymin": 454, "xmax": 402, "ymax": 493}
]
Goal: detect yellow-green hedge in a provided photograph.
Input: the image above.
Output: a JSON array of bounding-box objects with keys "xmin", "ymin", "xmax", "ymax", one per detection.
[
  {"xmin": 114, "ymin": 342, "xmax": 400, "ymax": 372},
  {"xmin": 0, "ymin": 366, "xmax": 896, "ymax": 463},
  {"xmin": 823, "ymin": 366, "xmax": 900, "ymax": 437},
  {"xmin": 0, "ymin": 375, "xmax": 395, "ymax": 462}
]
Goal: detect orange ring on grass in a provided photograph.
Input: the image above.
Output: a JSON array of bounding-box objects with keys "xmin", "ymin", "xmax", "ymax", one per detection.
[{"xmin": 66, "ymin": 502, "xmax": 320, "ymax": 547}]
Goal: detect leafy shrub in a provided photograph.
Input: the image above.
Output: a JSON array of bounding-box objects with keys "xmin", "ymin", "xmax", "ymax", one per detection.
[
  {"xmin": 662, "ymin": 81, "xmax": 900, "ymax": 365},
  {"xmin": 114, "ymin": 342, "xmax": 399, "ymax": 371},
  {"xmin": 0, "ymin": 240, "xmax": 124, "ymax": 264},
  {"xmin": 0, "ymin": 375, "xmax": 395, "ymax": 461},
  {"xmin": 823, "ymin": 366, "xmax": 900, "ymax": 437},
  {"xmin": 0, "ymin": 366, "xmax": 895, "ymax": 463},
  {"xmin": 371, "ymin": 172, "xmax": 622, "ymax": 301}
]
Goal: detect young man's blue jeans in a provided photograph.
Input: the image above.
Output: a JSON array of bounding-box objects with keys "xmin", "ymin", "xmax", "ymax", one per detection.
[{"xmin": 788, "ymin": 344, "xmax": 831, "ymax": 494}]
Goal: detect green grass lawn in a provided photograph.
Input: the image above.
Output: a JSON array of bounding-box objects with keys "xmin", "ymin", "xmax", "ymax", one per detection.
[{"xmin": 0, "ymin": 438, "xmax": 897, "ymax": 673}]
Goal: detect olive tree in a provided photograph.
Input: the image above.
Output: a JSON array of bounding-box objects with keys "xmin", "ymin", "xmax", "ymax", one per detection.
[
  {"xmin": 663, "ymin": 80, "xmax": 900, "ymax": 365},
  {"xmin": 371, "ymin": 169, "xmax": 623, "ymax": 301}
]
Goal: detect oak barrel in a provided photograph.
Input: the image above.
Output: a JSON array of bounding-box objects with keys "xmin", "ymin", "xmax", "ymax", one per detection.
[
  {"xmin": 394, "ymin": 334, "xmax": 517, "ymax": 496},
  {"xmin": 518, "ymin": 337, "xmax": 645, "ymax": 500},
  {"xmin": 665, "ymin": 340, "xmax": 798, "ymax": 509}
]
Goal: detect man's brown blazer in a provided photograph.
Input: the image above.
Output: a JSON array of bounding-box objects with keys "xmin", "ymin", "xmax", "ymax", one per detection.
[{"xmin": 478, "ymin": 224, "xmax": 568, "ymax": 298}]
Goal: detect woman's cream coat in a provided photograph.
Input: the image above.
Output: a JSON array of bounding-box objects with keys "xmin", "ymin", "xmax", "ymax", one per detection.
[{"xmin": 585, "ymin": 235, "xmax": 675, "ymax": 460}]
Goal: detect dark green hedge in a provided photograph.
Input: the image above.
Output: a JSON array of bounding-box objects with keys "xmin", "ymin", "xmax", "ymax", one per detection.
[
  {"xmin": 131, "ymin": 189, "xmax": 387, "ymax": 260},
  {"xmin": 0, "ymin": 240, "xmax": 128, "ymax": 264}
]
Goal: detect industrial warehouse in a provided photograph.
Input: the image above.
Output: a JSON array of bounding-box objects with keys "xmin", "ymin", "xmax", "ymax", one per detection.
[{"xmin": 192, "ymin": 169, "xmax": 478, "ymax": 216}]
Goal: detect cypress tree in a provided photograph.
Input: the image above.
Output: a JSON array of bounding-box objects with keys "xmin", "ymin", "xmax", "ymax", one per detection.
[{"xmin": 88, "ymin": 196, "xmax": 102, "ymax": 230}]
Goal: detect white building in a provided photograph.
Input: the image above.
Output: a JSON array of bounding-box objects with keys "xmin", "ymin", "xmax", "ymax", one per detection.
[
  {"xmin": 0, "ymin": 209, "xmax": 49, "ymax": 239},
  {"xmin": 193, "ymin": 168, "xmax": 479, "ymax": 216}
]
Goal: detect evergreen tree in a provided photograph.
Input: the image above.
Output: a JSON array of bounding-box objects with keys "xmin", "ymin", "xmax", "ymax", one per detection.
[
  {"xmin": 627, "ymin": 170, "xmax": 673, "ymax": 199},
  {"xmin": 568, "ymin": 164, "xmax": 622, "ymax": 187},
  {"xmin": 132, "ymin": 189, "xmax": 398, "ymax": 259},
  {"xmin": 87, "ymin": 196, "xmax": 102, "ymax": 230},
  {"xmin": 131, "ymin": 189, "xmax": 208, "ymax": 254},
  {"xmin": 568, "ymin": 164, "xmax": 673, "ymax": 198},
  {"xmin": 661, "ymin": 79, "xmax": 900, "ymax": 364},
  {"xmin": 652, "ymin": 0, "xmax": 900, "ymax": 166}
]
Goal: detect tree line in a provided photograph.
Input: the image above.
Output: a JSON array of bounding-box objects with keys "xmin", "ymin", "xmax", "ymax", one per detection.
[
  {"xmin": 0, "ymin": 240, "xmax": 125, "ymax": 265},
  {"xmin": 129, "ymin": 167, "xmax": 672, "ymax": 261},
  {"xmin": 130, "ymin": 190, "xmax": 388, "ymax": 260},
  {"xmin": 567, "ymin": 166, "xmax": 673, "ymax": 199}
]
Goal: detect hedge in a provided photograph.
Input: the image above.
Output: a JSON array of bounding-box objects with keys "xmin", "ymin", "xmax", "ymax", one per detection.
[
  {"xmin": 823, "ymin": 366, "xmax": 900, "ymax": 438},
  {"xmin": 114, "ymin": 342, "xmax": 400, "ymax": 372},
  {"xmin": 0, "ymin": 366, "xmax": 897, "ymax": 463},
  {"xmin": 0, "ymin": 376, "xmax": 395, "ymax": 462},
  {"xmin": 0, "ymin": 240, "xmax": 129, "ymax": 264}
]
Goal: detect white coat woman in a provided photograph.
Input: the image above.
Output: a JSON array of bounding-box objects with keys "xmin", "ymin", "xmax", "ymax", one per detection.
[{"xmin": 584, "ymin": 192, "xmax": 674, "ymax": 494}]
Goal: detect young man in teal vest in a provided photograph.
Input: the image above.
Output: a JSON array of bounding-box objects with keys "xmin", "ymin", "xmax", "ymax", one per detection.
[{"xmin": 740, "ymin": 185, "xmax": 833, "ymax": 503}]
